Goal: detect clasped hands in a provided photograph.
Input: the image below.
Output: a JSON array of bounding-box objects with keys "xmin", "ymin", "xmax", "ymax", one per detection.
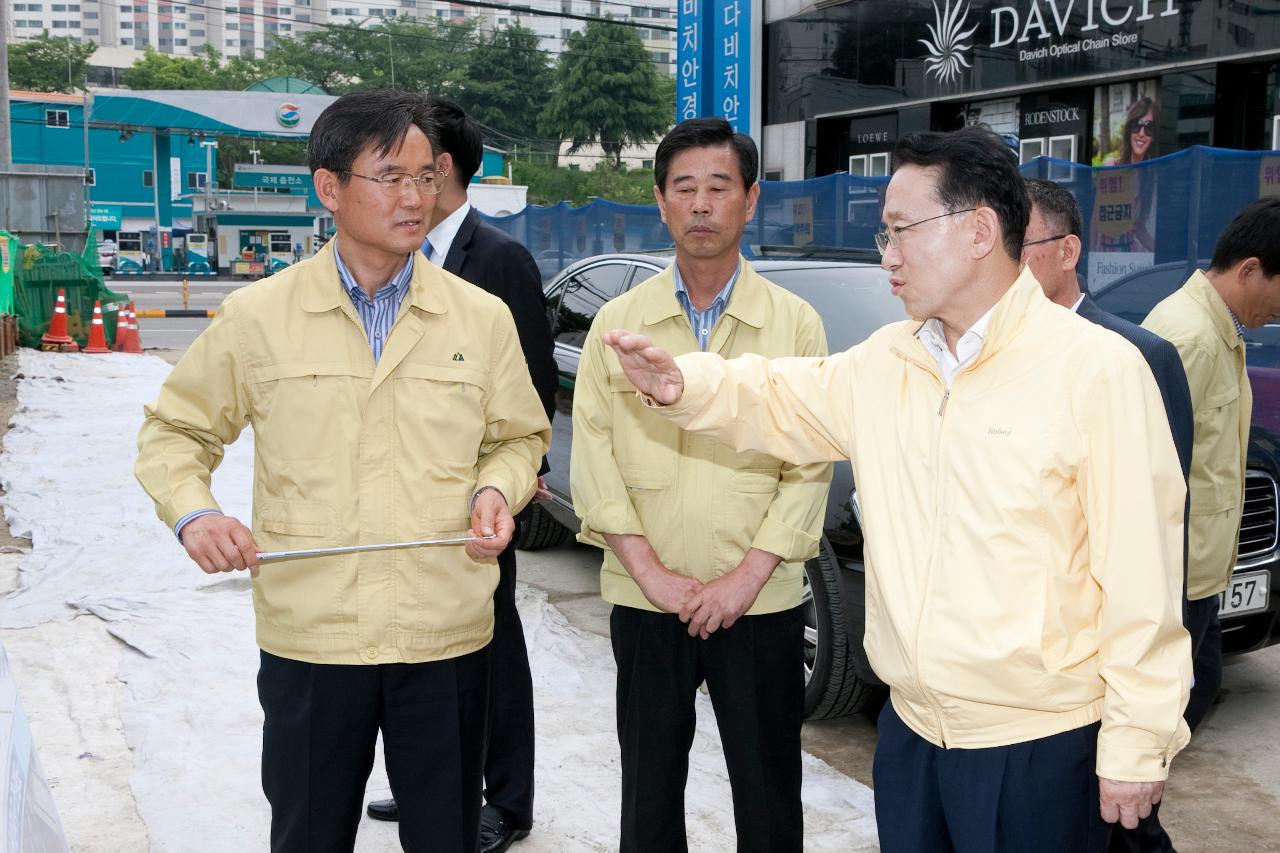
[{"xmin": 632, "ymin": 550, "xmax": 775, "ymax": 640}]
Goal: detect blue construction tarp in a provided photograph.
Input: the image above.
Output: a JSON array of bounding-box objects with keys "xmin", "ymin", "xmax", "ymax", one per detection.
[{"xmin": 485, "ymin": 145, "xmax": 1280, "ymax": 292}]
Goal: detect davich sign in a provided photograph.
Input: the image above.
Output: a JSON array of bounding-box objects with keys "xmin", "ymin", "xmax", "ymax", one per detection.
[{"xmin": 910, "ymin": 0, "xmax": 1184, "ymax": 92}]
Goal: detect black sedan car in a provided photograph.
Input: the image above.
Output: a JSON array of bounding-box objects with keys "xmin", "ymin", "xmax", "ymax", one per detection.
[
  {"xmin": 515, "ymin": 251, "xmax": 906, "ymax": 719},
  {"xmin": 1094, "ymin": 261, "xmax": 1279, "ymax": 655}
]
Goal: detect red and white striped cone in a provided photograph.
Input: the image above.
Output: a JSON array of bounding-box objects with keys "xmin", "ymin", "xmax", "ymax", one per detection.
[
  {"xmin": 121, "ymin": 303, "xmax": 142, "ymax": 354},
  {"xmin": 40, "ymin": 288, "xmax": 77, "ymax": 351},
  {"xmin": 82, "ymin": 300, "xmax": 111, "ymax": 354},
  {"xmin": 112, "ymin": 305, "xmax": 127, "ymax": 352}
]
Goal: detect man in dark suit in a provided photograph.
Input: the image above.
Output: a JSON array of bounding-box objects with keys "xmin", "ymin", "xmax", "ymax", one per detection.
[
  {"xmin": 365, "ymin": 98, "xmax": 558, "ymax": 853},
  {"xmin": 1023, "ymin": 178, "xmax": 1191, "ymax": 853}
]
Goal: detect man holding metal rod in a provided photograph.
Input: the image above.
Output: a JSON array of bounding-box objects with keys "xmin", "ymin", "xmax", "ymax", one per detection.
[{"xmin": 135, "ymin": 90, "xmax": 551, "ymax": 853}]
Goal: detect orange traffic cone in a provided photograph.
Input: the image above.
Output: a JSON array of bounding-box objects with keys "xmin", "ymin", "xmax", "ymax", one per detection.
[
  {"xmin": 40, "ymin": 288, "xmax": 78, "ymax": 351},
  {"xmin": 121, "ymin": 303, "xmax": 142, "ymax": 354},
  {"xmin": 111, "ymin": 305, "xmax": 127, "ymax": 352},
  {"xmin": 83, "ymin": 300, "xmax": 111, "ymax": 354}
]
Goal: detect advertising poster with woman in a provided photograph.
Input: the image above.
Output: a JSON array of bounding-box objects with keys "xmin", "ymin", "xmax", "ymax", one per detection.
[{"xmin": 1089, "ymin": 80, "xmax": 1159, "ymax": 288}]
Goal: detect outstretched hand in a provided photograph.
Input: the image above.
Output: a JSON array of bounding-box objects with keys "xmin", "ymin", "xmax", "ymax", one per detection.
[{"xmin": 601, "ymin": 330, "xmax": 685, "ymax": 406}]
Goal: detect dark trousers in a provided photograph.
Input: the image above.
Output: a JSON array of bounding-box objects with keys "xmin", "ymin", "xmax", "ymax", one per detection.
[
  {"xmin": 873, "ymin": 701, "xmax": 1110, "ymax": 853},
  {"xmin": 610, "ymin": 604, "xmax": 804, "ymax": 853},
  {"xmin": 1184, "ymin": 594, "xmax": 1223, "ymax": 732},
  {"xmin": 257, "ymin": 647, "xmax": 490, "ymax": 853},
  {"xmin": 483, "ymin": 544, "xmax": 535, "ymax": 829}
]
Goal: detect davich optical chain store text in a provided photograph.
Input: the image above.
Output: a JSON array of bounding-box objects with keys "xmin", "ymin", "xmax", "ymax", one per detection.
[{"xmin": 759, "ymin": 0, "xmax": 1280, "ymax": 180}]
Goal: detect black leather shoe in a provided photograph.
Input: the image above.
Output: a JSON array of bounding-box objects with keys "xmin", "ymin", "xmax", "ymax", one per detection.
[
  {"xmin": 366, "ymin": 798, "xmax": 399, "ymax": 822},
  {"xmin": 479, "ymin": 805, "xmax": 530, "ymax": 853}
]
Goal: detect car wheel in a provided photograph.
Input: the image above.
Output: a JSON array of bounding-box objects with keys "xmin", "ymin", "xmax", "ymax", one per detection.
[
  {"xmin": 514, "ymin": 502, "xmax": 572, "ymax": 551},
  {"xmin": 802, "ymin": 543, "xmax": 880, "ymax": 719}
]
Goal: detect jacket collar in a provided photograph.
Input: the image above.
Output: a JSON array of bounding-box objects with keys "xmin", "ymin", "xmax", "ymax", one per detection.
[
  {"xmin": 300, "ymin": 238, "xmax": 448, "ymax": 316},
  {"xmin": 890, "ymin": 265, "xmax": 1047, "ymax": 374},
  {"xmin": 640, "ymin": 256, "xmax": 767, "ymax": 329},
  {"xmin": 443, "ymin": 206, "xmax": 480, "ymax": 275},
  {"xmin": 1075, "ymin": 293, "xmax": 1103, "ymax": 324},
  {"xmin": 1185, "ymin": 269, "xmax": 1243, "ymax": 351}
]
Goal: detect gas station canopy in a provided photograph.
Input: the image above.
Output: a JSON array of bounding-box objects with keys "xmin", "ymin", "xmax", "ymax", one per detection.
[{"xmin": 88, "ymin": 88, "xmax": 338, "ymax": 140}]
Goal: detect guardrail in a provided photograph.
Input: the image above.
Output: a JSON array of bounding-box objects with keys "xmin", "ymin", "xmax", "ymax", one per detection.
[{"xmin": 134, "ymin": 309, "xmax": 218, "ymax": 318}]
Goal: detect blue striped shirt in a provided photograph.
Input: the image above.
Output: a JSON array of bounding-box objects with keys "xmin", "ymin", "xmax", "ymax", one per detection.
[
  {"xmin": 673, "ymin": 262, "xmax": 739, "ymax": 351},
  {"xmin": 174, "ymin": 242, "xmax": 415, "ymax": 540},
  {"xmin": 333, "ymin": 241, "xmax": 415, "ymax": 363}
]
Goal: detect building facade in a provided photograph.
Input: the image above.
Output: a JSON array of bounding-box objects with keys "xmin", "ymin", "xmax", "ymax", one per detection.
[
  {"xmin": 5, "ymin": 0, "xmax": 677, "ymax": 74},
  {"xmin": 760, "ymin": 0, "xmax": 1280, "ymax": 180}
]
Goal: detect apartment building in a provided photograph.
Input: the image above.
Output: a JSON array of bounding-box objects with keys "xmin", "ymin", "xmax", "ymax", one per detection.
[{"xmin": 5, "ymin": 0, "xmax": 676, "ymax": 75}]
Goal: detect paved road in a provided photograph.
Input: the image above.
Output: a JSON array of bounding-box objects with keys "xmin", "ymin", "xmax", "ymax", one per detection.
[
  {"xmin": 113, "ymin": 277, "xmax": 244, "ymax": 350},
  {"xmin": 147, "ymin": 341, "xmax": 1280, "ymax": 851},
  {"xmin": 516, "ymin": 537, "xmax": 1280, "ymax": 852}
]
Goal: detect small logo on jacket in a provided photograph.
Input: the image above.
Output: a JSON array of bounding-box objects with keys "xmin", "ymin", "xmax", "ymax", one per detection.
[{"xmin": 452, "ymin": 352, "xmax": 465, "ymax": 362}]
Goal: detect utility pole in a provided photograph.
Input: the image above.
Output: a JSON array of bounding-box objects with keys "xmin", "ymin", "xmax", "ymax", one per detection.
[
  {"xmin": 83, "ymin": 83, "xmax": 93, "ymax": 212},
  {"xmin": 0, "ymin": 1, "xmax": 13, "ymax": 168},
  {"xmin": 387, "ymin": 31, "xmax": 395, "ymax": 88}
]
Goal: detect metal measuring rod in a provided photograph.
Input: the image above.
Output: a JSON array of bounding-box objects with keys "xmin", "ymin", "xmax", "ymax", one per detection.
[{"xmin": 256, "ymin": 534, "xmax": 496, "ymax": 562}]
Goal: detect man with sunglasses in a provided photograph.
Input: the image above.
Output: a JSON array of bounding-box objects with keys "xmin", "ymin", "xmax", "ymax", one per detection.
[
  {"xmin": 136, "ymin": 90, "xmax": 551, "ymax": 852},
  {"xmin": 599, "ymin": 127, "xmax": 1192, "ymax": 852}
]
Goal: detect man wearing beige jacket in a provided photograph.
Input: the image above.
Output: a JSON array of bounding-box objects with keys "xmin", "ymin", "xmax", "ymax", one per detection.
[
  {"xmin": 1143, "ymin": 198, "xmax": 1280, "ymax": 733},
  {"xmin": 135, "ymin": 90, "xmax": 550, "ymax": 853},
  {"xmin": 602, "ymin": 127, "xmax": 1191, "ymax": 852},
  {"xmin": 570, "ymin": 118, "xmax": 832, "ymax": 853}
]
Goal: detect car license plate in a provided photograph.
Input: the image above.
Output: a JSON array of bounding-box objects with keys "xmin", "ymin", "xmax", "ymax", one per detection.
[{"xmin": 1218, "ymin": 570, "xmax": 1270, "ymax": 617}]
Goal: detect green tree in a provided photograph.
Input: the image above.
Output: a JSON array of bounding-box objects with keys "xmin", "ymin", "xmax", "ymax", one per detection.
[
  {"xmin": 8, "ymin": 32, "xmax": 97, "ymax": 93},
  {"xmin": 513, "ymin": 161, "xmax": 657, "ymax": 206},
  {"xmin": 264, "ymin": 19, "xmax": 478, "ymax": 96},
  {"xmin": 458, "ymin": 26, "xmax": 554, "ymax": 144},
  {"xmin": 121, "ymin": 45, "xmax": 275, "ymax": 90},
  {"xmin": 541, "ymin": 20, "xmax": 671, "ymax": 169}
]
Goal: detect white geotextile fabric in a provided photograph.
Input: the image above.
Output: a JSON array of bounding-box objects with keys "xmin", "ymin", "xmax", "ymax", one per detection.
[{"xmin": 0, "ymin": 349, "xmax": 879, "ymax": 851}]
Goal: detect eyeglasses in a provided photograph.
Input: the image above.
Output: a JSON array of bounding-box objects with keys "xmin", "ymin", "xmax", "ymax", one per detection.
[
  {"xmin": 343, "ymin": 169, "xmax": 447, "ymax": 196},
  {"xmin": 874, "ymin": 208, "xmax": 976, "ymax": 255},
  {"xmin": 1021, "ymin": 233, "xmax": 1070, "ymax": 253},
  {"xmin": 1128, "ymin": 120, "xmax": 1155, "ymax": 136}
]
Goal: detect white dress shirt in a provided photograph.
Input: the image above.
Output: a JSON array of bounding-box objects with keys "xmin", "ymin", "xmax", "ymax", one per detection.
[
  {"xmin": 915, "ymin": 305, "xmax": 996, "ymax": 389},
  {"xmin": 422, "ymin": 200, "xmax": 472, "ymax": 267}
]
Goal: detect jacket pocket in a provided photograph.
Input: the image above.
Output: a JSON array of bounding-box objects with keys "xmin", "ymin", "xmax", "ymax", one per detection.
[
  {"xmin": 422, "ymin": 492, "xmax": 474, "ymax": 536},
  {"xmin": 730, "ymin": 469, "xmax": 781, "ymax": 494},
  {"xmin": 395, "ymin": 363, "xmax": 489, "ymax": 464},
  {"xmin": 619, "ymin": 466, "xmax": 669, "ymax": 490},
  {"xmin": 256, "ymin": 498, "xmax": 336, "ymax": 538},
  {"xmin": 246, "ymin": 362, "xmax": 370, "ymax": 463},
  {"xmin": 1189, "ymin": 482, "xmax": 1236, "ymax": 516}
]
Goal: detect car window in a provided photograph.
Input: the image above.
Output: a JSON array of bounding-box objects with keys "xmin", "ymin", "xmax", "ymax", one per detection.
[
  {"xmin": 551, "ymin": 262, "xmax": 634, "ymax": 348},
  {"xmin": 1094, "ymin": 262, "xmax": 1280, "ymax": 370},
  {"xmin": 763, "ymin": 267, "xmax": 906, "ymax": 353},
  {"xmin": 1090, "ymin": 266, "xmax": 1185, "ymax": 326}
]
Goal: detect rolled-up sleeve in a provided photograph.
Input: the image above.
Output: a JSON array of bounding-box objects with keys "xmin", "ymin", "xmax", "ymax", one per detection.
[
  {"xmin": 570, "ymin": 316, "xmax": 646, "ymax": 547},
  {"xmin": 749, "ymin": 309, "xmax": 833, "ymax": 563},
  {"xmin": 475, "ymin": 308, "xmax": 552, "ymax": 515}
]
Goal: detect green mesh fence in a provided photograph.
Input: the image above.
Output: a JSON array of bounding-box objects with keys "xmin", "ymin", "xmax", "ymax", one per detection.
[{"xmin": 14, "ymin": 241, "xmax": 130, "ymax": 349}]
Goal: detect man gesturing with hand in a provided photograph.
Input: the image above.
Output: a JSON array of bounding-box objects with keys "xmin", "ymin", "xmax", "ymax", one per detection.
[
  {"xmin": 601, "ymin": 128, "xmax": 1191, "ymax": 853},
  {"xmin": 569, "ymin": 118, "xmax": 831, "ymax": 853}
]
